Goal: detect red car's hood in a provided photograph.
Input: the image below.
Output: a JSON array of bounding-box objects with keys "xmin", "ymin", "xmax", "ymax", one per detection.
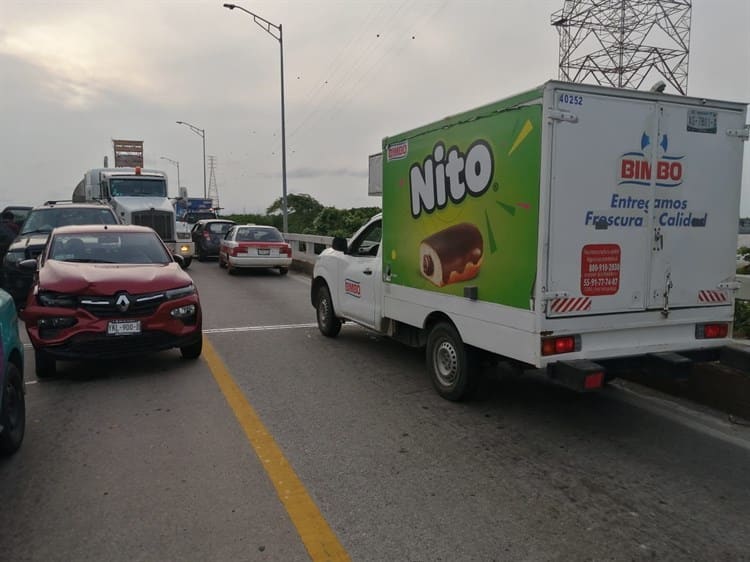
[{"xmin": 38, "ymin": 260, "xmax": 192, "ymax": 296}]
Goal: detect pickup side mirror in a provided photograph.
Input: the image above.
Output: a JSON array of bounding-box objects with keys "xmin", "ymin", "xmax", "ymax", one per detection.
[
  {"xmin": 332, "ymin": 237, "xmax": 348, "ymax": 252},
  {"xmin": 18, "ymin": 258, "xmax": 38, "ymax": 271}
]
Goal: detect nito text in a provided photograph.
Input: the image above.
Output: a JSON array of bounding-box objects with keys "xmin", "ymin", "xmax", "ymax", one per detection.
[{"xmin": 409, "ymin": 141, "xmax": 494, "ymax": 218}]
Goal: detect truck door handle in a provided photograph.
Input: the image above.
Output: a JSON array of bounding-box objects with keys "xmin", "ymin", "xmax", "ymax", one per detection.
[{"xmin": 363, "ymin": 268, "xmax": 373, "ymax": 275}]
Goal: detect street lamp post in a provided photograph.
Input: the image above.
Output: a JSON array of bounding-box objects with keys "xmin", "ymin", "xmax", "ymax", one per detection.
[
  {"xmin": 223, "ymin": 3, "xmax": 288, "ymax": 234},
  {"xmin": 176, "ymin": 121, "xmax": 207, "ymax": 199},
  {"xmin": 160, "ymin": 156, "xmax": 180, "ymax": 197}
]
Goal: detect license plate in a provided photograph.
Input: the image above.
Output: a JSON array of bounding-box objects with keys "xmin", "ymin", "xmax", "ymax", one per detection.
[
  {"xmin": 257, "ymin": 248, "xmax": 270, "ymax": 255},
  {"xmin": 107, "ymin": 320, "xmax": 141, "ymax": 335}
]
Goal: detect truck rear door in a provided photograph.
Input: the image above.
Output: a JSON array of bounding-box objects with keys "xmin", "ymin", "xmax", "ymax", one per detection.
[
  {"xmin": 546, "ymin": 87, "xmax": 656, "ymax": 316},
  {"xmin": 545, "ymin": 86, "xmax": 745, "ymax": 317},
  {"xmin": 645, "ymin": 103, "xmax": 745, "ymax": 311}
]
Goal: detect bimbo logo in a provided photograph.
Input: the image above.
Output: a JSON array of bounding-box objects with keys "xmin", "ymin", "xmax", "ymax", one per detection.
[
  {"xmin": 345, "ymin": 278, "xmax": 361, "ymax": 298},
  {"xmin": 388, "ymin": 142, "xmax": 408, "ymax": 161},
  {"xmin": 618, "ymin": 132, "xmax": 684, "ymax": 188},
  {"xmin": 409, "ymin": 140, "xmax": 494, "ymax": 218}
]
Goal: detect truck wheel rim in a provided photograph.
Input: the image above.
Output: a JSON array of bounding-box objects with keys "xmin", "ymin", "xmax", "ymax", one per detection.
[{"xmin": 435, "ymin": 341, "xmax": 458, "ymax": 386}]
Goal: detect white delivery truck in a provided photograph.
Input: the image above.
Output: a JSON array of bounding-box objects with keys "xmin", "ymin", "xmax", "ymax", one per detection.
[
  {"xmin": 73, "ymin": 167, "xmax": 194, "ymax": 268},
  {"xmin": 312, "ymin": 80, "xmax": 749, "ymax": 400}
]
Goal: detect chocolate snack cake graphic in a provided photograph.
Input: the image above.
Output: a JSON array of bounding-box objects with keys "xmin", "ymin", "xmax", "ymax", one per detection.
[{"xmin": 419, "ymin": 223, "xmax": 484, "ymax": 287}]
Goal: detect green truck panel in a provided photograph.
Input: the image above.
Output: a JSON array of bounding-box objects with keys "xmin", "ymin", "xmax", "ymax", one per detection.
[{"xmin": 382, "ymin": 98, "xmax": 543, "ymax": 310}]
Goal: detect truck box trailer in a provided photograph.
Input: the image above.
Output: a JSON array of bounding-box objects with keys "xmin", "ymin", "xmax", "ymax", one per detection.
[{"xmin": 312, "ymin": 80, "xmax": 749, "ymax": 400}]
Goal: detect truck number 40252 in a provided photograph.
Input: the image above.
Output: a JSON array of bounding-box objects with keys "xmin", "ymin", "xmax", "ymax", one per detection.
[{"xmin": 559, "ymin": 93, "xmax": 583, "ymax": 106}]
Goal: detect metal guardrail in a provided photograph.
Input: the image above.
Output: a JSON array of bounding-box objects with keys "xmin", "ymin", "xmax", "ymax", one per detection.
[{"xmin": 285, "ymin": 233, "xmax": 334, "ymax": 265}]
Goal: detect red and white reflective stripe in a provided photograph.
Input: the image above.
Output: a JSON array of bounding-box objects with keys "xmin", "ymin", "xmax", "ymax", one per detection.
[
  {"xmin": 550, "ymin": 297, "xmax": 592, "ymax": 313},
  {"xmin": 698, "ymin": 290, "xmax": 728, "ymax": 303}
]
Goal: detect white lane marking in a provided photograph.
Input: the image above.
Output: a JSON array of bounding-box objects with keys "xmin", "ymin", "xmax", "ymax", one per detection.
[
  {"xmin": 204, "ymin": 323, "xmax": 317, "ymax": 334},
  {"xmin": 25, "ymin": 380, "xmax": 38, "ymax": 385}
]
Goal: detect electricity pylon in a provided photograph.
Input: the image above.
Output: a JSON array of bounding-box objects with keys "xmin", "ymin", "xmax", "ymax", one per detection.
[{"xmin": 551, "ymin": 0, "xmax": 692, "ymax": 94}]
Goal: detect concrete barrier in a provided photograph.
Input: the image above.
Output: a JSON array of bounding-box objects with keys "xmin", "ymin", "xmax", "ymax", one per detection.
[
  {"xmin": 738, "ymin": 274, "xmax": 750, "ymax": 300},
  {"xmin": 285, "ymin": 233, "xmax": 334, "ymax": 278}
]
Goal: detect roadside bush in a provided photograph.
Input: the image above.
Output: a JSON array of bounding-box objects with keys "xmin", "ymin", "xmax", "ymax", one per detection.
[{"xmin": 734, "ymin": 300, "xmax": 750, "ymax": 338}]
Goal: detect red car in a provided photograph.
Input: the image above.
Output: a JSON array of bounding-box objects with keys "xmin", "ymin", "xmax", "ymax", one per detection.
[{"xmin": 21, "ymin": 224, "xmax": 202, "ymax": 378}]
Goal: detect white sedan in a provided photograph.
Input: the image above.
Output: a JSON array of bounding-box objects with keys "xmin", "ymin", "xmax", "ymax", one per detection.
[{"xmin": 218, "ymin": 224, "xmax": 292, "ymax": 275}]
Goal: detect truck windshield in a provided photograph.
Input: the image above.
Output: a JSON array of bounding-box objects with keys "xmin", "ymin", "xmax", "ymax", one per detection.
[{"xmin": 109, "ymin": 178, "xmax": 167, "ymax": 197}]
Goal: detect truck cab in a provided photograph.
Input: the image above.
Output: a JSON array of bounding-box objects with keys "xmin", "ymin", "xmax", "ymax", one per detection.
[
  {"xmin": 313, "ymin": 214, "xmax": 384, "ymax": 332},
  {"xmin": 74, "ymin": 168, "xmax": 193, "ymax": 268}
]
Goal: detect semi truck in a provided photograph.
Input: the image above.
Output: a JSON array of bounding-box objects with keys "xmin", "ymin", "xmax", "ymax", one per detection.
[
  {"xmin": 312, "ymin": 80, "xmax": 749, "ymax": 401},
  {"xmin": 73, "ymin": 167, "xmax": 194, "ymax": 268}
]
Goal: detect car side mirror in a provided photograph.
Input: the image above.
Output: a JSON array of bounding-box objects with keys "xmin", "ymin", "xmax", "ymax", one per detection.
[
  {"xmin": 18, "ymin": 259, "xmax": 38, "ymax": 271},
  {"xmin": 172, "ymin": 254, "xmax": 185, "ymax": 267},
  {"xmin": 332, "ymin": 237, "xmax": 348, "ymax": 252}
]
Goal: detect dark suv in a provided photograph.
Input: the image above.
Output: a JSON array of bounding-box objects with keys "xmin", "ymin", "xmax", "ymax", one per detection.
[
  {"xmin": 1, "ymin": 201, "xmax": 119, "ymax": 305},
  {"xmin": 1, "ymin": 206, "xmax": 32, "ymax": 232},
  {"xmin": 191, "ymin": 219, "xmax": 235, "ymax": 261}
]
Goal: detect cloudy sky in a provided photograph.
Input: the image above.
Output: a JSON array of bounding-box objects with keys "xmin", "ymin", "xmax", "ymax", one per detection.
[{"xmin": 1, "ymin": 0, "xmax": 748, "ymax": 218}]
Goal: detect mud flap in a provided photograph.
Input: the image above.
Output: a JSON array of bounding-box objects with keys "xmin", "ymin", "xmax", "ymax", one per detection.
[
  {"xmin": 645, "ymin": 351, "xmax": 693, "ymax": 381},
  {"xmin": 547, "ymin": 359, "xmax": 605, "ymax": 392}
]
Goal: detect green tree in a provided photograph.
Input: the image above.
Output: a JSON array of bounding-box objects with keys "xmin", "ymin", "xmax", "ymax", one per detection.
[
  {"xmin": 310, "ymin": 206, "xmax": 381, "ymax": 238},
  {"xmin": 222, "ymin": 213, "xmax": 275, "ymax": 227},
  {"xmin": 266, "ymin": 193, "xmax": 324, "ymax": 233}
]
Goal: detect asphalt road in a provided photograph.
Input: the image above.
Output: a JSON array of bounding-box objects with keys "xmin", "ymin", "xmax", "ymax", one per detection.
[{"xmin": 2, "ymin": 260, "xmax": 750, "ymax": 561}]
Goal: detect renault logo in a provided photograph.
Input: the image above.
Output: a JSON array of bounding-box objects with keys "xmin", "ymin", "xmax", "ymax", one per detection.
[{"xmin": 115, "ymin": 294, "xmax": 131, "ymax": 312}]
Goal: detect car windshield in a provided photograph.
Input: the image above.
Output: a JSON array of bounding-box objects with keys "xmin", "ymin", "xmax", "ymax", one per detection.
[
  {"xmin": 109, "ymin": 178, "xmax": 167, "ymax": 197},
  {"xmin": 21, "ymin": 207, "xmax": 118, "ymax": 234},
  {"xmin": 209, "ymin": 222, "xmax": 233, "ymax": 234},
  {"xmin": 186, "ymin": 212, "xmax": 216, "ymax": 223},
  {"xmin": 49, "ymin": 231, "xmax": 172, "ymax": 264},
  {"xmin": 235, "ymin": 227, "xmax": 284, "ymax": 242}
]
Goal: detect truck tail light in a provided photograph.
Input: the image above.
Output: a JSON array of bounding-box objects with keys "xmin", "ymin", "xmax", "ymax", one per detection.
[
  {"xmin": 696, "ymin": 323, "xmax": 729, "ymax": 339},
  {"xmin": 541, "ymin": 335, "xmax": 580, "ymax": 356}
]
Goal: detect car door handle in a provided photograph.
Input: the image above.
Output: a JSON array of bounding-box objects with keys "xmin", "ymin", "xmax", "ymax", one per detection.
[{"xmin": 363, "ymin": 268, "xmax": 373, "ymax": 275}]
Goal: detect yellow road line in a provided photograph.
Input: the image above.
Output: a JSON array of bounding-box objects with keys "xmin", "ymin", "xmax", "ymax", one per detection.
[{"xmin": 203, "ymin": 338, "xmax": 350, "ymax": 562}]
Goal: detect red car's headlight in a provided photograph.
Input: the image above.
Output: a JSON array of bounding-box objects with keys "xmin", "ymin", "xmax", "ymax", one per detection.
[
  {"xmin": 38, "ymin": 291, "xmax": 78, "ymax": 308},
  {"xmin": 165, "ymin": 284, "xmax": 196, "ymax": 300}
]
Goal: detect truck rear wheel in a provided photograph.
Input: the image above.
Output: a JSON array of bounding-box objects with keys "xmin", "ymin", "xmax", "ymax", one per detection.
[
  {"xmin": 426, "ymin": 322, "xmax": 478, "ymax": 401},
  {"xmin": 316, "ymin": 284, "xmax": 341, "ymax": 337}
]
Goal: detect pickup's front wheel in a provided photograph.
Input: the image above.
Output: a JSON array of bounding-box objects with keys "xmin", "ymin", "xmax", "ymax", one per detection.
[
  {"xmin": 316, "ymin": 284, "xmax": 341, "ymax": 337},
  {"xmin": 426, "ymin": 322, "xmax": 478, "ymax": 401}
]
